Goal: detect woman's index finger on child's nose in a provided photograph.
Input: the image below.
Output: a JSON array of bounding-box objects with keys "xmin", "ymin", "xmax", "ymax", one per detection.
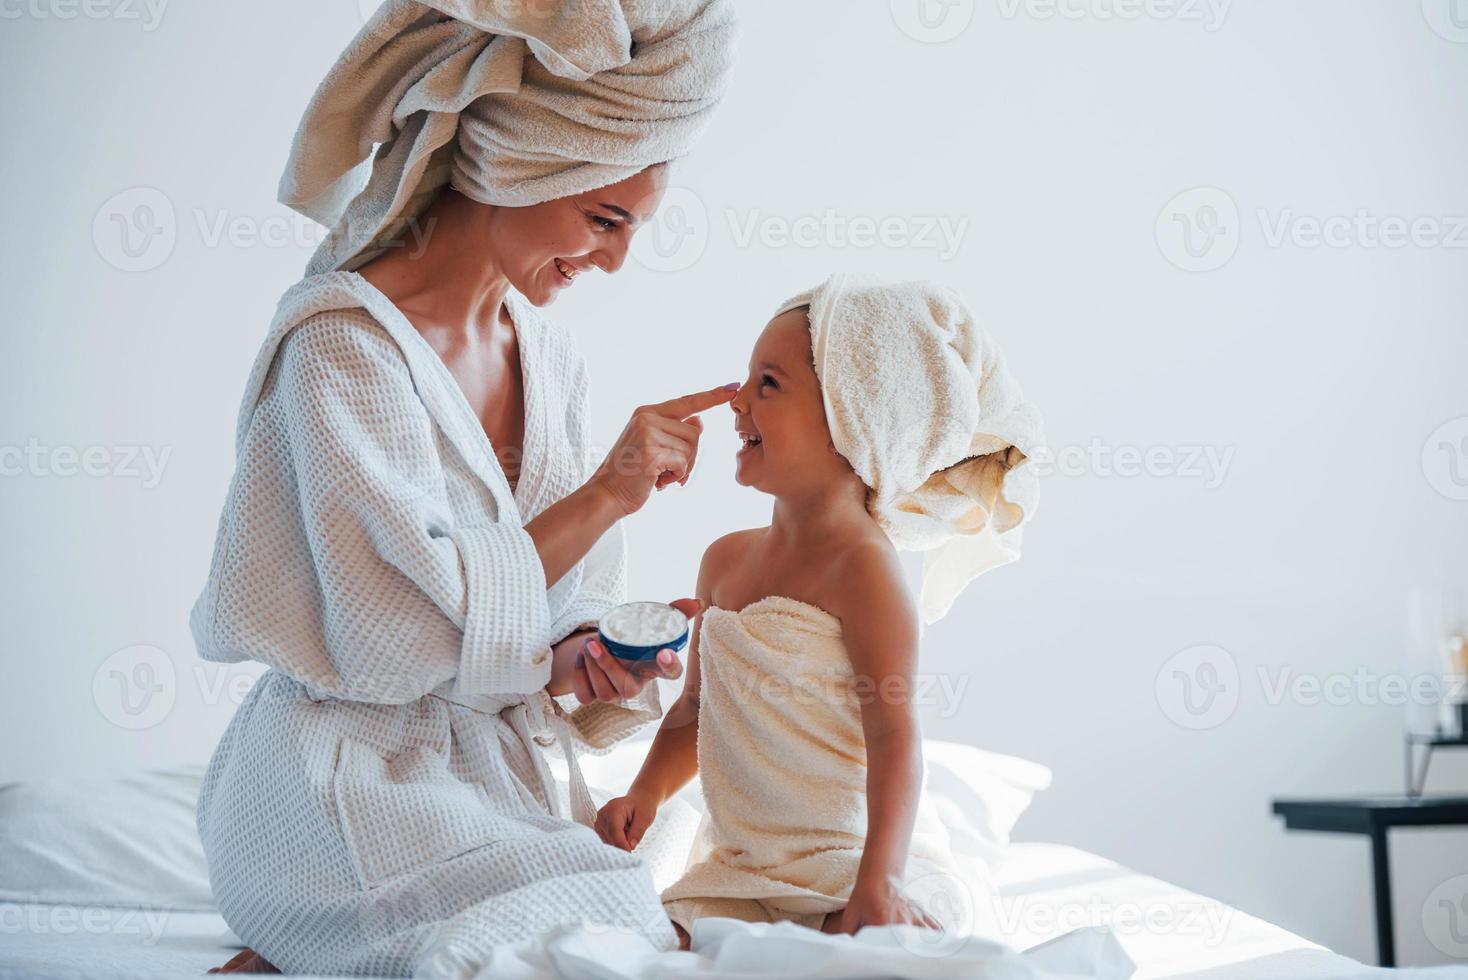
[{"xmin": 654, "ymin": 383, "xmax": 739, "ymax": 420}]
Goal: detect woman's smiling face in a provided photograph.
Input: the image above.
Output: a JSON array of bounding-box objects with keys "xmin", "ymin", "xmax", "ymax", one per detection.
[
  {"xmin": 730, "ymin": 308, "xmax": 852, "ymax": 495},
  {"xmin": 484, "ymin": 165, "xmax": 669, "ymax": 306}
]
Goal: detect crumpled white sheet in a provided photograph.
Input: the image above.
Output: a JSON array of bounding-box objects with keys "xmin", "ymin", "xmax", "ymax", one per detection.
[{"xmin": 423, "ymin": 918, "xmax": 1134, "ymax": 980}]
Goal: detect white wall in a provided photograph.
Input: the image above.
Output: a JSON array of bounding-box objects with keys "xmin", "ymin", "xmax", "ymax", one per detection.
[{"xmin": 2, "ymin": 0, "xmax": 1466, "ymax": 968}]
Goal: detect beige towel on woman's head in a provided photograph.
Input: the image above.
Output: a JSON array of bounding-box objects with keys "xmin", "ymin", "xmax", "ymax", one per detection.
[
  {"xmin": 774, "ymin": 274, "xmax": 1044, "ymax": 624},
  {"xmin": 280, "ymin": 0, "xmax": 739, "ymax": 275}
]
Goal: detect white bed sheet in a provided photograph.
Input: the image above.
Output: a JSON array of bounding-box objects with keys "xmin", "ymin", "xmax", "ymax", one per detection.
[
  {"xmin": 4, "ymin": 843, "xmax": 1449, "ymax": 980},
  {"xmin": 992, "ymin": 843, "xmax": 1411, "ymax": 980}
]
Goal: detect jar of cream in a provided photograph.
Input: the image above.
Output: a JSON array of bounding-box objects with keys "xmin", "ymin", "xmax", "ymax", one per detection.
[{"xmin": 598, "ymin": 601, "xmax": 690, "ymax": 663}]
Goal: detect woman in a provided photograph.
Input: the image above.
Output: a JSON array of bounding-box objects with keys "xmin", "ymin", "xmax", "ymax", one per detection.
[{"xmin": 195, "ymin": 1, "xmax": 738, "ymax": 974}]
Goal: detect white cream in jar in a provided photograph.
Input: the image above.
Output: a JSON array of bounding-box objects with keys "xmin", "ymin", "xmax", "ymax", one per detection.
[{"xmin": 598, "ymin": 602, "xmax": 690, "ymax": 661}]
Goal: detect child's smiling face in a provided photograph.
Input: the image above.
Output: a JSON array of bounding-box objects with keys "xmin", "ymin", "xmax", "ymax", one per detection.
[{"xmin": 730, "ymin": 308, "xmax": 853, "ymax": 495}]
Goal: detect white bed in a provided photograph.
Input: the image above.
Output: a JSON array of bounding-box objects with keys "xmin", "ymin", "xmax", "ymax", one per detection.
[
  {"xmin": 0, "ymin": 744, "xmax": 1456, "ymax": 979},
  {"xmin": 0, "ymin": 842, "xmax": 1420, "ymax": 980}
]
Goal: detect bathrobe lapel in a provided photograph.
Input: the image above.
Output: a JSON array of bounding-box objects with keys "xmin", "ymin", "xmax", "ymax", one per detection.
[
  {"xmin": 241, "ymin": 271, "xmax": 560, "ymax": 526},
  {"xmin": 502, "ymin": 293, "xmax": 587, "ymax": 614},
  {"xmin": 503, "ymin": 291, "xmax": 560, "ymax": 524}
]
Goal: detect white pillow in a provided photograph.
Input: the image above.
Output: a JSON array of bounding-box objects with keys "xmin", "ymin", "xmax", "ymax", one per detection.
[
  {"xmin": 921, "ymin": 740, "xmax": 1053, "ymax": 877},
  {"xmin": 0, "ymin": 739, "xmax": 1049, "ymax": 914},
  {"xmin": 0, "ymin": 765, "xmax": 214, "ymax": 910}
]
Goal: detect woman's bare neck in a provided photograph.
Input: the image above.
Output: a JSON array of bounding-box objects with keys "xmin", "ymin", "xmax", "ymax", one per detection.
[{"xmin": 357, "ymin": 190, "xmax": 513, "ymax": 346}]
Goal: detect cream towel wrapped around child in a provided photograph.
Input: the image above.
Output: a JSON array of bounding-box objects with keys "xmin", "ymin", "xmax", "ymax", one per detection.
[{"xmin": 660, "ymin": 598, "xmax": 964, "ymax": 932}]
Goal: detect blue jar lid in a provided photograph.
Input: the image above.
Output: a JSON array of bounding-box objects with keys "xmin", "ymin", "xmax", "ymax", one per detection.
[{"xmin": 597, "ymin": 602, "xmax": 691, "ymax": 662}]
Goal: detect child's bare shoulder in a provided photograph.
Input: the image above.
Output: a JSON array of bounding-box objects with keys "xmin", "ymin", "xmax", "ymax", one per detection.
[
  {"xmin": 703, "ymin": 526, "xmax": 766, "ymax": 562},
  {"xmin": 824, "ymin": 529, "xmax": 914, "ymax": 623},
  {"xmin": 697, "ymin": 527, "xmax": 768, "ymax": 590}
]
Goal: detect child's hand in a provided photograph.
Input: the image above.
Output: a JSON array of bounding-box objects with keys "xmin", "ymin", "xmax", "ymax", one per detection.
[
  {"xmin": 594, "ymin": 789, "xmax": 660, "ymax": 851},
  {"xmin": 838, "ymin": 875, "xmax": 942, "ymax": 934}
]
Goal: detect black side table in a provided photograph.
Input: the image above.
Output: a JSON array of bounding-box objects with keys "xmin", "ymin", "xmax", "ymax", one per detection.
[{"xmin": 1272, "ymin": 796, "xmax": 1468, "ymax": 967}]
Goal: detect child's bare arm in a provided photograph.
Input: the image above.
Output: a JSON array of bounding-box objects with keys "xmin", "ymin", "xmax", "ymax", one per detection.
[
  {"xmin": 625, "ymin": 601, "xmax": 704, "ymax": 804},
  {"xmin": 594, "ymin": 538, "xmax": 727, "ymax": 850},
  {"xmin": 830, "ymin": 543, "xmax": 939, "ymax": 931}
]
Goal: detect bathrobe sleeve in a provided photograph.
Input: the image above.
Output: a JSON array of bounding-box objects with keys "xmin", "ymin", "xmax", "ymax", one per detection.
[
  {"xmin": 556, "ymin": 522, "xmax": 665, "ymax": 752},
  {"xmin": 268, "ymin": 312, "xmax": 554, "ymax": 702},
  {"xmin": 547, "ymin": 522, "xmax": 626, "ymax": 646}
]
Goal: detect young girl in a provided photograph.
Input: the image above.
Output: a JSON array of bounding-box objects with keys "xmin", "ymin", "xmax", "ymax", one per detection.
[{"xmin": 594, "ymin": 274, "xmax": 1042, "ymax": 944}]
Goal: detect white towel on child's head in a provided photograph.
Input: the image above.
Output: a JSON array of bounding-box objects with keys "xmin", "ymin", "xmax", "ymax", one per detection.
[
  {"xmin": 279, "ymin": 0, "xmax": 739, "ymax": 275},
  {"xmin": 774, "ymin": 274, "xmax": 1044, "ymax": 624}
]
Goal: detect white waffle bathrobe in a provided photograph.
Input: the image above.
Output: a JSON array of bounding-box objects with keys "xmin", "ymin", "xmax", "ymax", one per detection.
[{"xmin": 192, "ymin": 272, "xmax": 675, "ymax": 976}]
